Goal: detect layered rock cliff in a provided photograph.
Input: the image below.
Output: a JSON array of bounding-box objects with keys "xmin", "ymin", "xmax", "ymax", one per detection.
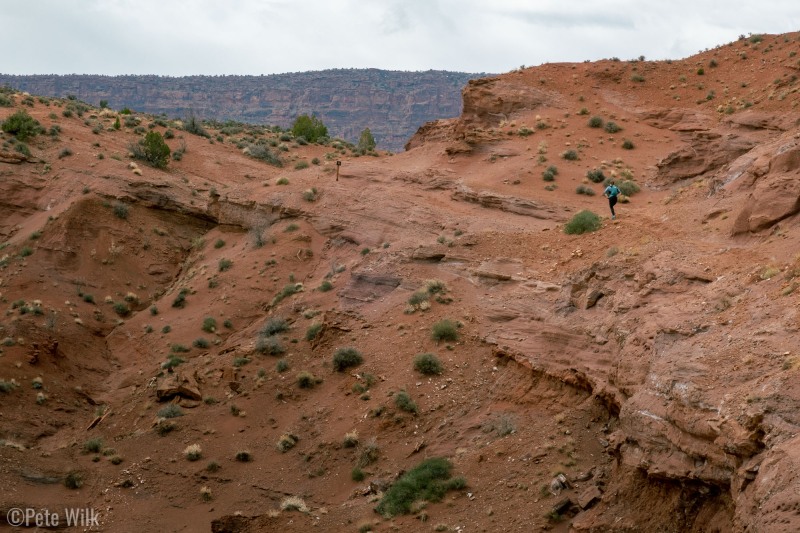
[{"xmin": 0, "ymin": 70, "xmax": 484, "ymax": 151}]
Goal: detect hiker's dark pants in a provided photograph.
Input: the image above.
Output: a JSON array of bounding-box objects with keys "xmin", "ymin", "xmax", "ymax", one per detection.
[{"xmin": 608, "ymin": 195, "xmax": 618, "ymax": 217}]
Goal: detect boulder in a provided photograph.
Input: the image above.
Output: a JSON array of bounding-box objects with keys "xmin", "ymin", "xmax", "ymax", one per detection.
[
  {"xmin": 156, "ymin": 372, "xmax": 201, "ymax": 401},
  {"xmin": 578, "ymin": 485, "xmax": 603, "ymax": 509}
]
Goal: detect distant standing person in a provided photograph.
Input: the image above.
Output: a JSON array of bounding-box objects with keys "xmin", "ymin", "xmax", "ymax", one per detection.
[{"xmin": 604, "ymin": 181, "xmax": 621, "ymax": 220}]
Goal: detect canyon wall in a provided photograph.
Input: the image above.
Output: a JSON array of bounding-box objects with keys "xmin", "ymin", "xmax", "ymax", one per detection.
[{"xmin": 0, "ymin": 70, "xmax": 485, "ymax": 151}]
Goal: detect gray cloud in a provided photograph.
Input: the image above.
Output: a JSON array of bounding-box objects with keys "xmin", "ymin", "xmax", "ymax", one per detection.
[{"xmin": 2, "ymin": 0, "xmax": 799, "ymax": 75}]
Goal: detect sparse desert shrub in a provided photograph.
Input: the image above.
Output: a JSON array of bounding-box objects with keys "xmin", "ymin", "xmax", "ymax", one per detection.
[
  {"xmin": 618, "ymin": 180, "xmax": 641, "ymax": 196},
  {"xmin": 19, "ymin": 246, "xmax": 33, "ymax": 257},
  {"xmin": 277, "ymin": 433, "xmax": 299, "ymax": 452},
  {"xmin": 576, "ymin": 185, "xmax": 596, "ymax": 196},
  {"xmin": 2, "ymin": 110, "xmax": 43, "ymax": 141},
  {"xmin": 171, "ymin": 141, "xmax": 186, "ymax": 161},
  {"xmin": 297, "ymin": 371, "xmax": 316, "ymax": 388},
  {"xmin": 262, "ymin": 317, "xmax": 289, "ymax": 336},
  {"xmin": 14, "ymin": 141, "xmax": 31, "ymax": 158},
  {"xmin": 206, "ymin": 461, "xmax": 220, "ymax": 473},
  {"xmin": 218, "ymin": 258, "xmax": 233, "ymax": 272},
  {"xmin": 542, "ymin": 168, "xmax": 556, "ymax": 182},
  {"xmin": 276, "ymin": 177, "xmax": 289, "ymax": 185},
  {"xmin": 586, "ymin": 168, "xmax": 606, "ymax": 183},
  {"xmin": 333, "ymin": 347, "xmax": 363, "ymax": 371},
  {"xmin": 604, "ymin": 121, "xmax": 621, "ymax": 133},
  {"xmin": 233, "ymin": 357, "xmax": 250, "ymax": 367},
  {"xmin": 235, "ymin": 450, "xmax": 252, "ymax": 462},
  {"xmin": 272, "ymin": 283, "xmax": 301, "ymax": 305},
  {"xmin": 414, "ymin": 353, "xmax": 443, "ymax": 375},
  {"xmin": 358, "ymin": 438, "xmax": 380, "ymax": 467},
  {"xmin": 588, "ymin": 116, "xmax": 604, "ymax": 128},
  {"xmin": 58, "ymin": 147, "xmax": 73, "ymax": 158},
  {"xmin": 564, "ymin": 210, "xmax": 602, "ymax": 235},
  {"xmin": 410, "ymin": 290, "xmax": 432, "ymax": 311},
  {"xmin": 352, "ymin": 467, "xmax": 366, "ymax": 482},
  {"xmin": 375, "ymin": 457, "xmax": 464, "ymax": 517},
  {"xmin": 256, "ymin": 335, "xmax": 285, "ymax": 356},
  {"xmin": 294, "ymin": 160, "xmax": 309, "ymax": 170},
  {"xmin": 157, "ymin": 404, "xmax": 184, "ymax": 419},
  {"xmin": 561, "ymin": 149, "xmax": 579, "ymax": 161},
  {"xmin": 394, "ymin": 390, "xmax": 418, "ymax": 414},
  {"xmin": 82, "ymin": 293, "xmax": 95, "ymax": 303},
  {"xmin": 201, "ymin": 316, "xmax": 217, "ymax": 333},
  {"xmin": 193, "ymin": 337, "xmax": 210, "ymax": 349},
  {"xmin": 183, "ymin": 114, "xmax": 210, "ymax": 138},
  {"xmin": 302, "ymin": 187, "xmax": 318, "ymax": 202},
  {"xmin": 184, "ymin": 444, "xmax": 202, "ymax": 461},
  {"xmin": 431, "ymin": 319, "xmax": 459, "ymax": 342},
  {"xmin": 343, "ymin": 430, "xmax": 359, "ymax": 448},
  {"xmin": 280, "ymin": 495, "xmax": 309, "ymax": 512},
  {"xmin": 0, "ymin": 379, "xmax": 18, "ymax": 393},
  {"xmin": 319, "ymin": 280, "xmax": 333, "ymax": 292},
  {"xmin": 305, "ymin": 322, "xmax": 323, "ymax": 341},
  {"xmin": 631, "ymin": 74, "xmax": 645, "ymax": 82},
  {"xmin": 112, "ymin": 301, "xmax": 130, "ymax": 317},
  {"xmin": 276, "ymin": 359, "xmax": 289, "ymax": 372},
  {"xmin": 112, "ymin": 202, "xmax": 129, "ymax": 219},
  {"xmin": 162, "ymin": 355, "xmax": 184, "ymax": 370},
  {"xmin": 245, "ymin": 144, "xmax": 282, "ymax": 167},
  {"xmin": 83, "ymin": 438, "xmax": 103, "ymax": 454},
  {"xmin": 171, "ymin": 343, "xmax": 190, "ymax": 353},
  {"xmin": 154, "ymin": 420, "xmax": 178, "ymax": 437},
  {"xmin": 622, "ymin": 139, "xmax": 635, "ymax": 150},
  {"xmin": 214, "ymin": 238, "xmax": 225, "ymax": 249},
  {"xmin": 64, "ymin": 471, "xmax": 83, "ymax": 490}
]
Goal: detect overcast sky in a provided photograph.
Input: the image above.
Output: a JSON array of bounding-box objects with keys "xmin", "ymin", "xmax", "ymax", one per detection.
[{"xmin": 4, "ymin": 0, "xmax": 800, "ymax": 76}]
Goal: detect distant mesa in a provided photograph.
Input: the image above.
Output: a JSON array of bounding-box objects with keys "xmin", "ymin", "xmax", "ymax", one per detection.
[{"xmin": 0, "ymin": 69, "xmax": 488, "ymax": 152}]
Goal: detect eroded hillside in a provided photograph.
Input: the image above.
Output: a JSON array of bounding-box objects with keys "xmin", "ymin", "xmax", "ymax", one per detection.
[{"xmin": 1, "ymin": 32, "xmax": 800, "ymax": 533}]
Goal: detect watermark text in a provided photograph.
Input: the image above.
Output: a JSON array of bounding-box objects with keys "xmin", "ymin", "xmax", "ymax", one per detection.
[{"xmin": 6, "ymin": 507, "xmax": 100, "ymax": 528}]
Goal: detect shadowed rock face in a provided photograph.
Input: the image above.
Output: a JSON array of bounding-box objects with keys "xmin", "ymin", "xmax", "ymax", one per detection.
[{"xmin": 0, "ymin": 70, "xmax": 485, "ymax": 152}]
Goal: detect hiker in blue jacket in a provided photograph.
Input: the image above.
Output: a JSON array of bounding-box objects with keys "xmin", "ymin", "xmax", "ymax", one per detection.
[{"xmin": 604, "ymin": 181, "xmax": 620, "ymax": 220}]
